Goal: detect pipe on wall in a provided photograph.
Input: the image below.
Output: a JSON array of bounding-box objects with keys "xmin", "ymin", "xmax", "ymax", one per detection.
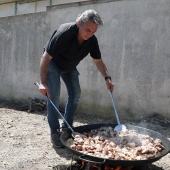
[
  {"xmin": 35, "ymin": 1, "xmax": 37, "ymax": 12},
  {"xmin": 14, "ymin": 1, "xmax": 17, "ymax": 16},
  {"xmin": 49, "ymin": 0, "xmax": 52, "ymax": 6}
]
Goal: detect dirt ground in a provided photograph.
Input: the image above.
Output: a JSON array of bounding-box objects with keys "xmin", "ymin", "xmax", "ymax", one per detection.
[{"xmin": 0, "ymin": 99, "xmax": 170, "ymax": 170}]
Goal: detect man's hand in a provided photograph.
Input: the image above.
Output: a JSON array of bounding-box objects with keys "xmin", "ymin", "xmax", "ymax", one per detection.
[
  {"xmin": 106, "ymin": 79, "xmax": 114, "ymax": 92},
  {"xmin": 34, "ymin": 82, "xmax": 50, "ymax": 98},
  {"xmin": 39, "ymin": 83, "xmax": 50, "ymax": 98}
]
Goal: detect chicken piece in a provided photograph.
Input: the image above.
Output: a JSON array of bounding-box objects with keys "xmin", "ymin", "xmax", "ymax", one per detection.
[
  {"xmin": 135, "ymin": 155, "xmax": 143, "ymax": 160},
  {"xmin": 93, "ymin": 151, "xmax": 102, "ymax": 156},
  {"xmin": 94, "ymin": 144, "xmax": 103, "ymax": 152},
  {"xmin": 154, "ymin": 138, "xmax": 162, "ymax": 144},
  {"xmin": 70, "ymin": 144, "xmax": 76, "ymax": 149},
  {"xmin": 74, "ymin": 137, "xmax": 84, "ymax": 144},
  {"xmin": 84, "ymin": 140, "xmax": 90, "ymax": 145},
  {"xmin": 108, "ymin": 153, "xmax": 115, "ymax": 159},
  {"xmin": 141, "ymin": 139, "xmax": 151, "ymax": 145},
  {"xmin": 109, "ymin": 141, "xmax": 116, "ymax": 147},
  {"xmin": 102, "ymin": 147, "xmax": 109, "ymax": 155},
  {"xmin": 87, "ymin": 149, "xmax": 95, "ymax": 153},
  {"xmin": 122, "ymin": 147, "xmax": 130, "ymax": 152},
  {"xmin": 106, "ymin": 146, "xmax": 114, "ymax": 152},
  {"xmin": 93, "ymin": 136, "xmax": 100, "ymax": 141},
  {"xmin": 141, "ymin": 147, "xmax": 155, "ymax": 154},
  {"xmin": 143, "ymin": 134, "xmax": 153, "ymax": 140},
  {"xmin": 155, "ymin": 146, "xmax": 163, "ymax": 151},
  {"xmin": 76, "ymin": 145, "xmax": 83, "ymax": 151}
]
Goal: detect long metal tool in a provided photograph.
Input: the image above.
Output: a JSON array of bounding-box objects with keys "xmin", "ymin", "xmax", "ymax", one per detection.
[
  {"xmin": 34, "ymin": 82, "xmax": 79, "ymax": 138},
  {"xmin": 110, "ymin": 91, "xmax": 127, "ymax": 131}
]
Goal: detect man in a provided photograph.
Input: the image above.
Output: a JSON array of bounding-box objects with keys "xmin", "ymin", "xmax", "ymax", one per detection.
[{"xmin": 39, "ymin": 9, "xmax": 114, "ymax": 148}]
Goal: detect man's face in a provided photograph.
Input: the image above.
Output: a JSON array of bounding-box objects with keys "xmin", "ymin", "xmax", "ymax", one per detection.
[{"xmin": 78, "ymin": 21, "xmax": 98, "ymax": 40}]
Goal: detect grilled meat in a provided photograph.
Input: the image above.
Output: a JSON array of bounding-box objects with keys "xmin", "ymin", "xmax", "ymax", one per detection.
[{"xmin": 70, "ymin": 127, "xmax": 165, "ymax": 160}]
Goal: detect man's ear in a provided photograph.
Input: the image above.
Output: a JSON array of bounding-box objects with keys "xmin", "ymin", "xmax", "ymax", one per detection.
[{"xmin": 77, "ymin": 20, "xmax": 82, "ymax": 27}]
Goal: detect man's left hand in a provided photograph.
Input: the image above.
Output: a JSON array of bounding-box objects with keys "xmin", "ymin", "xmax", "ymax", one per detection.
[{"xmin": 106, "ymin": 79, "xmax": 114, "ymax": 92}]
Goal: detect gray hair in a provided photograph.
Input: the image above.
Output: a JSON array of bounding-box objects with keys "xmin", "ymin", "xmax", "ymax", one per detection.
[{"xmin": 76, "ymin": 9, "xmax": 103, "ymax": 27}]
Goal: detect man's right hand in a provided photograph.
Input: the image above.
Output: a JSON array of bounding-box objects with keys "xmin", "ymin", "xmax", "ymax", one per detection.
[{"xmin": 39, "ymin": 83, "xmax": 50, "ymax": 98}]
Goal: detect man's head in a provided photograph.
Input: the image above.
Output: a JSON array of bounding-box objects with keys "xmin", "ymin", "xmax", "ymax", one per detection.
[{"xmin": 76, "ymin": 9, "xmax": 103, "ymax": 41}]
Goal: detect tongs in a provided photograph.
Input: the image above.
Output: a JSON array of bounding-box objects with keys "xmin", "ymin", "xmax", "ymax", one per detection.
[
  {"xmin": 34, "ymin": 82, "xmax": 80, "ymax": 138},
  {"xmin": 110, "ymin": 91, "xmax": 127, "ymax": 132}
]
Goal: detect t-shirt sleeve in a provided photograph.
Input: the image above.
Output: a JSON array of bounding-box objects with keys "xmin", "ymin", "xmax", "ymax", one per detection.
[
  {"xmin": 44, "ymin": 30, "xmax": 63, "ymax": 57},
  {"xmin": 90, "ymin": 36, "xmax": 101, "ymax": 59}
]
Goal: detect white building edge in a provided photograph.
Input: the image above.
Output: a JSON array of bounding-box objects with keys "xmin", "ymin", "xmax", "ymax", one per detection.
[{"xmin": 0, "ymin": 0, "xmax": 87, "ymax": 18}]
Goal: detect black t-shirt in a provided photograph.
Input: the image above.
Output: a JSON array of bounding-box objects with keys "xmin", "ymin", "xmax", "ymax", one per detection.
[{"xmin": 44, "ymin": 22, "xmax": 101, "ymax": 72}]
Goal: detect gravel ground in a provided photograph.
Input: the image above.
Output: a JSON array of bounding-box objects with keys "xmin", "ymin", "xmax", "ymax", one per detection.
[{"xmin": 0, "ymin": 99, "xmax": 170, "ymax": 170}]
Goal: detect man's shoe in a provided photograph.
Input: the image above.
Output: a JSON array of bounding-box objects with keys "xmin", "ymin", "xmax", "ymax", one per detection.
[
  {"xmin": 61, "ymin": 126, "xmax": 69, "ymax": 132},
  {"xmin": 51, "ymin": 131, "xmax": 64, "ymax": 148}
]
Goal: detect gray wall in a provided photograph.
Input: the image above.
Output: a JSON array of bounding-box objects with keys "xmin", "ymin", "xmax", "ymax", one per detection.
[{"xmin": 0, "ymin": 0, "xmax": 170, "ymax": 120}]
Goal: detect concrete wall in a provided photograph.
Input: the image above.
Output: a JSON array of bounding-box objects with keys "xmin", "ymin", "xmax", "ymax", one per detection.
[{"xmin": 0, "ymin": 0, "xmax": 170, "ymax": 120}]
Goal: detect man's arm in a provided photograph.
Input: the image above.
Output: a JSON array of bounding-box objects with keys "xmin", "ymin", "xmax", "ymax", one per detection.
[
  {"xmin": 39, "ymin": 51, "xmax": 52, "ymax": 98},
  {"xmin": 93, "ymin": 58, "xmax": 114, "ymax": 92}
]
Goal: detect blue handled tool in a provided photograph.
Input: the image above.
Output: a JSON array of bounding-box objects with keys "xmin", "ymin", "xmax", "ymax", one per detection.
[
  {"xmin": 34, "ymin": 82, "xmax": 80, "ymax": 138},
  {"xmin": 110, "ymin": 91, "xmax": 127, "ymax": 132}
]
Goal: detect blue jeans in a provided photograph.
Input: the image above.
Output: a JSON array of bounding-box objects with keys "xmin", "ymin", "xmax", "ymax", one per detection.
[{"xmin": 47, "ymin": 61, "xmax": 81, "ymax": 134}]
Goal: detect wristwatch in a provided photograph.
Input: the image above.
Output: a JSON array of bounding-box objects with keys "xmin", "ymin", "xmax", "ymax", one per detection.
[{"xmin": 105, "ymin": 76, "xmax": 111, "ymax": 81}]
